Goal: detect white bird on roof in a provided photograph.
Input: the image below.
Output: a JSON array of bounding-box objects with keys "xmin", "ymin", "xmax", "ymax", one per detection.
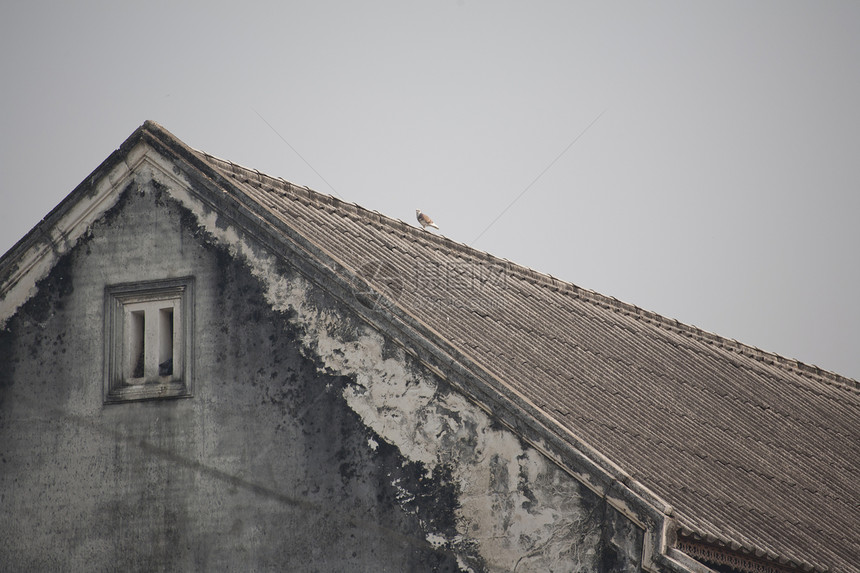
[{"xmin": 416, "ymin": 209, "xmax": 439, "ymax": 230}]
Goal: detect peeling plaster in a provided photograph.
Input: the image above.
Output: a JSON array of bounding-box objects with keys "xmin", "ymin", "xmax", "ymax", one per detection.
[{"xmin": 295, "ymin": 288, "xmax": 605, "ymax": 570}]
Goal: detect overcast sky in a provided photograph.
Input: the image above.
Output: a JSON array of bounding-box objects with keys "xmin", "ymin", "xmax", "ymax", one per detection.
[{"xmin": 2, "ymin": 1, "xmax": 858, "ymax": 380}]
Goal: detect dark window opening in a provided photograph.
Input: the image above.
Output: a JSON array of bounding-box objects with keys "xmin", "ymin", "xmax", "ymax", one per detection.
[
  {"xmin": 130, "ymin": 310, "xmax": 145, "ymax": 379},
  {"xmin": 159, "ymin": 307, "xmax": 174, "ymax": 377}
]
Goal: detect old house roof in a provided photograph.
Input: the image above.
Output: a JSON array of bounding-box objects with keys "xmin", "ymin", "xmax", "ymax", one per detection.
[{"xmin": 2, "ymin": 122, "xmax": 858, "ymax": 573}]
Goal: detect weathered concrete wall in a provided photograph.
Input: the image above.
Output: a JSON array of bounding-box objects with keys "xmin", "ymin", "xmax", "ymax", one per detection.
[{"xmin": 0, "ymin": 158, "xmax": 644, "ymax": 571}]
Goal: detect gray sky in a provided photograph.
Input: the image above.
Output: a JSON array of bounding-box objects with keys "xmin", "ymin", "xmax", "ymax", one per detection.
[{"xmin": 2, "ymin": 1, "xmax": 859, "ymax": 380}]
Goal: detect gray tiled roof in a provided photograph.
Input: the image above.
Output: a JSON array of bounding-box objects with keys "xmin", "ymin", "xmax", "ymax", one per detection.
[{"xmin": 150, "ymin": 123, "xmax": 860, "ymax": 572}]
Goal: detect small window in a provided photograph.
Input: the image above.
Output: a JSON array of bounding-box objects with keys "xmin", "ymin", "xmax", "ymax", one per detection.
[{"xmin": 104, "ymin": 277, "xmax": 194, "ymax": 403}]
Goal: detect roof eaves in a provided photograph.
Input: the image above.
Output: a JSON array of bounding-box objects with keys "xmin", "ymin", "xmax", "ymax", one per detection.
[{"xmin": 676, "ymin": 529, "xmax": 828, "ymax": 573}]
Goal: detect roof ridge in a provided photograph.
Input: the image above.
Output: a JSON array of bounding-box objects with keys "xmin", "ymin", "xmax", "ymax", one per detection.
[{"xmin": 192, "ymin": 148, "xmax": 859, "ymax": 393}]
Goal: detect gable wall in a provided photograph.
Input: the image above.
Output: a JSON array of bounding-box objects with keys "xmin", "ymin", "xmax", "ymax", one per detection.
[{"xmin": 0, "ymin": 152, "xmax": 645, "ymax": 571}]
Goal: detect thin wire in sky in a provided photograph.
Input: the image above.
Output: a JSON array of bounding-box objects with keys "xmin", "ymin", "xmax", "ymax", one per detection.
[
  {"xmin": 253, "ymin": 109, "xmax": 345, "ymax": 200},
  {"xmin": 469, "ymin": 108, "xmax": 608, "ymax": 247}
]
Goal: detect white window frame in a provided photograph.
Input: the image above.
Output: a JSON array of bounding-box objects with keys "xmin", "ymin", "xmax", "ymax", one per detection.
[{"xmin": 103, "ymin": 277, "xmax": 194, "ymax": 403}]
